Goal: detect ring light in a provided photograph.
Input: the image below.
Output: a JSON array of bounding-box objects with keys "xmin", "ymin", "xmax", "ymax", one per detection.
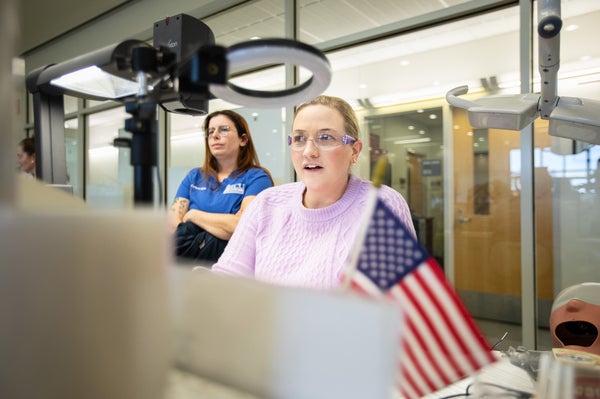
[{"xmin": 210, "ymin": 38, "xmax": 331, "ymax": 108}]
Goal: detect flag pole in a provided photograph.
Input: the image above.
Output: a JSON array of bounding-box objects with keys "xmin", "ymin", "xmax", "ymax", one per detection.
[{"xmin": 340, "ymin": 155, "xmax": 389, "ymax": 291}]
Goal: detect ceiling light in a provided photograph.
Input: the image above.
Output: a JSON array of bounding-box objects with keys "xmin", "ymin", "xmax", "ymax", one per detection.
[{"xmin": 394, "ymin": 137, "xmax": 432, "ymax": 145}]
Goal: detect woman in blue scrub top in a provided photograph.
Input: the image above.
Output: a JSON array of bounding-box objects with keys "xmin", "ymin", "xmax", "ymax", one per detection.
[{"xmin": 169, "ymin": 110, "xmax": 273, "ymax": 263}]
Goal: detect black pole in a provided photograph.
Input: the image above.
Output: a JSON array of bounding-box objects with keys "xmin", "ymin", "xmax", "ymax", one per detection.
[
  {"xmin": 27, "ymin": 75, "xmax": 69, "ymax": 185},
  {"xmin": 123, "ymin": 46, "xmax": 160, "ymax": 206},
  {"xmin": 124, "ymin": 100, "xmax": 157, "ymax": 205}
]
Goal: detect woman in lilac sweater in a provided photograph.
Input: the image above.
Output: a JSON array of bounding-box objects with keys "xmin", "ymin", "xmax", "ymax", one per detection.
[{"xmin": 211, "ymin": 95, "xmax": 415, "ymax": 290}]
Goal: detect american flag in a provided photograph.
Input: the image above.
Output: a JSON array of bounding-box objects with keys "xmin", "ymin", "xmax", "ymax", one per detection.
[{"xmin": 347, "ymin": 198, "xmax": 496, "ymax": 399}]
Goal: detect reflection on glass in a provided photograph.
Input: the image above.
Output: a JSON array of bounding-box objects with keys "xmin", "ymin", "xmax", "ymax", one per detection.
[
  {"xmin": 473, "ymin": 129, "xmax": 490, "ymax": 216},
  {"xmin": 365, "ymin": 107, "xmax": 444, "ymax": 264},
  {"xmin": 533, "ymin": 127, "xmax": 600, "ymax": 310},
  {"xmin": 64, "ymin": 118, "xmax": 81, "ymax": 196},
  {"xmin": 86, "ymin": 107, "xmax": 132, "ymax": 208},
  {"xmin": 64, "ymin": 95, "xmax": 79, "ymax": 115}
]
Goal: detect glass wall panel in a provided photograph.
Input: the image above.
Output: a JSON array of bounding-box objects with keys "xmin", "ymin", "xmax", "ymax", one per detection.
[
  {"xmin": 64, "ymin": 95, "xmax": 78, "ymax": 114},
  {"xmin": 533, "ymin": 0, "xmax": 600, "ymax": 350},
  {"xmin": 323, "ymin": 5, "xmax": 525, "ymax": 348},
  {"xmin": 64, "ymin": 118, "xmax": 82, "ymax": 197},
  {"xmin": 86, "ymin": 107, "xmax": 133, "ymax": 208}
]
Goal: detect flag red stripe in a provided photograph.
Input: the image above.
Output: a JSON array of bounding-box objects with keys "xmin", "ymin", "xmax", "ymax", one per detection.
[
  {"xmin": 401, "ymin": 332, "xmax": 439, "ymax": 394},
  {"xmin": 398, "ymin": 371, "xmax": 418, "ymax": 399},
  {"xmin": 412, "ymin": 262, "xmax": 481, "ymax": 375},
  {"xmin": 420, "ymin": 260, "xmax": 496, "ymax": 365},
  {"xmin": 401, "ymin": 316, "xmax": 452, "ymax": 391},
  {"xmin": 398, "ymin": 351, "xmax": 423, "ymax": 399},
  {"xmin": 385, "ymin": 261, "xmax": 497, "ymax": 397},
  {"xmin": 426, "ymin": 261, "xmax": 496, "ymax": 363},
  {"xmin": 393, "ymin": 287, "xmax": 459, "ymax": 381},
  {"xmin": 398, "ymin": 270, "xmax": 464, "ymax": 377},
  {"xmin": 397, "ymin": 293, "xmax": 459, "ymax": 396}
]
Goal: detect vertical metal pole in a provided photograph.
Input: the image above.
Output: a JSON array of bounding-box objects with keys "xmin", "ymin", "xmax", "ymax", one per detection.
[
  {"xmin": 0, "ymin": 0, "xmax": 17, "ymax": 206},
  {"xmin": 520, "ymin": 0, "xmax": 537, "ymax": 349},
  {"xmin": 31, "ymin": 92, "xmax": 68, "ymax": 184},
  {"xmin": 283, "ymin": 0, "xmax": 297, "ymax": 183},
  {"xmin": 443, "ymin": 104, "xmax": 455, "ymax": 285},
  {"xmin": 125, "ymin": 101, "xmax": 157, "ymax": 206}
]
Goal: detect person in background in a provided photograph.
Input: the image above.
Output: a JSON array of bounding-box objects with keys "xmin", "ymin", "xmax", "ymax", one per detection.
[
  {"xmin": 17, "ymin": 137, "xmax": 35, "ymax": 177},
  {"xmin": 169, "ymin": 110, "xmax": 273, "ymax": 263},
  {"xmin": 212, "ymin": 95, "xmax": 415, "ymax": 289}
]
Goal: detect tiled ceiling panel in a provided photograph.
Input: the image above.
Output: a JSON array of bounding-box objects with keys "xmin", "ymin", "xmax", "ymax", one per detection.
[{"xmin": 297, "ymin": 0, "xmax": 473, "ymax": 43}]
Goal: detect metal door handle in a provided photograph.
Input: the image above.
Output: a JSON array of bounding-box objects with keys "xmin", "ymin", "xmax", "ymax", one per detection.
[{"xmin": 456, "ymin": 216, "xmax": 471, "ymax": 224}]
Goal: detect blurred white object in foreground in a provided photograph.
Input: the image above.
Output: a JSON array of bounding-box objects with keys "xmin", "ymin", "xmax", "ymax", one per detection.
[
  {"xmin": 169, "ymin": 267, "xmax": 400, "ymax": 399},
  {"xmin": 0, "ymin": 179, "xmax": 171, "ymax": 399}
]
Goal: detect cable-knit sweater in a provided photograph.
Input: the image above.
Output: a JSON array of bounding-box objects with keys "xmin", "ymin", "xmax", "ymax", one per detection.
[{"xmin": 211, "ymin": 174, "xmax": 415, "ymax": 290}]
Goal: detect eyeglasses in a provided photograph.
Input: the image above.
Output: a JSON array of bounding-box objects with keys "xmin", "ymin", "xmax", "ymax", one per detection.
[
  {"xmin": 288, "ymin": 132, "xmax": 357, "ymax": 151},
  {"xmin": 206, "ymin": 125, "xmax": 235, "ymax": 137}
]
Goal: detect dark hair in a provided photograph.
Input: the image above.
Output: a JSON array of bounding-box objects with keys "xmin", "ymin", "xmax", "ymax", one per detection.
[
  {"xmin": 19, "ymin": 137, "xmax": 35, "ymax": 156},
  {"xmin": 201, "ymin": 110, "xmax": 273, "ymax": 185}
]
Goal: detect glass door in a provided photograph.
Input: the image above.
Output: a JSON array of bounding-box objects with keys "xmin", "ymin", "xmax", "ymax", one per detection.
[{"xmin": 452, "ymin": 107, "xmax": 557, "ymax": 348}]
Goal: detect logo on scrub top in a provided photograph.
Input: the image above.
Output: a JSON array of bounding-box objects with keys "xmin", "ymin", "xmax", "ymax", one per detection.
[{"xmin": 223, "ymin": 183, "xmax": 245, "ymax": 195}]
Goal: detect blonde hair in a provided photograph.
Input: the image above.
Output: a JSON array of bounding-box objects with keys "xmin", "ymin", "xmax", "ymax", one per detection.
[{"xmin": 294, "ymin": 95, "xmax": 359, "ymax": 140}]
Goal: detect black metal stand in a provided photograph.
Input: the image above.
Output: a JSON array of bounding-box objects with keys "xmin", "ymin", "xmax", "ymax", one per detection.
[
  {"xmin": 116, "ymin": 46, "xmax": 161, "ymax": 206},
  {"xmin": 26, "ymin": 68, "xmax": 69, "ymax": 184},
  {"xmin": 122, "ymin": 100, "xmax": 157, "ymax": 205}
]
